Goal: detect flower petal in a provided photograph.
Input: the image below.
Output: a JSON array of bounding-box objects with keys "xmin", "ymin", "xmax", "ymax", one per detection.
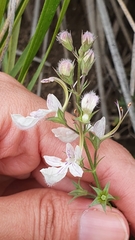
[
  {"xmin": 30, "ymin": 109, "xmax": 51, "ymax": 118},
  {"xmin": 52, "ymin": 127, "xmax": 78, "ymax": 143},
  {"xmin": 40, "ymin": 166, "xmax": 67, "ymax": 186},
  {"xmin": 69, "ymin": 163, "xmax": 83, "ymax": 177},
  {"xmin": 43, "ymin": 155, "xmax": 63, "ymax": 167},
  {"xmin": 74, "ymin": 145, "xmax": 82, "ymax": 161},
  {"xmin": 11, "ymin": 114, "xmax": 39, "ymax": 130},
  {"xmin": 47, "ymin": 94, "xmax": 62, "ymax": 111},
  {"xmin": 66, "ymin": 143, "xmax": 75, "ymax": 160},
  {"xmin": 92, "ymin": 116, "xmax": 106, "ymax": 139}
]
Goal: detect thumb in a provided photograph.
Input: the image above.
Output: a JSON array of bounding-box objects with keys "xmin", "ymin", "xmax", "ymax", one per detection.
[{"xmin": 0, "ymin": 188, "xmax": 129, "ymax": 240}]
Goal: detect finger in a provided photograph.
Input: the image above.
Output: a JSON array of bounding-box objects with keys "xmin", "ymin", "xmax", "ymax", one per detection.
[
  {"xmin": 2, "ymin": 178, "xmax": 43, "ymax": 196},
  {"xmin": 0, "ymin": 72, "xmax": 46, "ymax": 176},
  {"xmin": 0, "ymin": 189, "xmax": 129, "ymax": 240}
]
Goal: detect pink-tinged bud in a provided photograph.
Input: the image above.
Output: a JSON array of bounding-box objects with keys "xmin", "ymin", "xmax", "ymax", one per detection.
[
  {"xmin": 81, "ymin": 91, "xmax": 99, "ymax": 115},
  {"xmin": 58, "ymin": 59, "xmax": 74, "ymax": 77},
  {"xmin": 57, "ymin": 31, "xmax": 74, "ymax": 51},
  {"xmin": 81, "ymin": 49, "xmax": 95, "ymax": 76},
  {"xmin": 57, "ymin": 59, "xmax": 74, "ymax": 85},
  {"xmin": 78, "ymin": 31, "xmax": 95, "ymax": 56},
  {"xmin": 81, "ymin": 31, "xmax": 95, "ymax": 46}
]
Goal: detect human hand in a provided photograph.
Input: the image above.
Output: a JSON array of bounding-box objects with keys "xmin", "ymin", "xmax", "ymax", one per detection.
[{"xmin": 0, "ymin": 72, "xmax": 134, "ymax": 239}]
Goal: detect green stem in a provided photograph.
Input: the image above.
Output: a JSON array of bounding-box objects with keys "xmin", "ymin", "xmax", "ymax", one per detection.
[
  {"xmin": 77, "ymin": 58, "xmax": 81, "ymax": 95},
  {"xmin": 84, "ymin": 139, "xmax": 101, "ymax": 189}
]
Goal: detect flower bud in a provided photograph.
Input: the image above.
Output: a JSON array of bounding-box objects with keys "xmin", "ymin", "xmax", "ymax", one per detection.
[
  {"xmin": 82, "ymin": 113, "xmax": 90, "ymax": 123},
  {"xmin": 82, "ymin": 31, "xmax": 95, "ymax": 47},
  {"xmin": 78, "ymin": 31, "xmax": 95, "ymax": 56},
  {"xmin": 81, "ymin": 91, "xmax": 99, "ymax": 115},
  {"xmin": 57, "ymin": 31, "xmax": 74, "ymax": 51},
  {"xmin": 57, "ymin": 59, "xmax": 74, "ymax": 85},
  {"xmin": 81, "ymin": 49, "xmax": 95, "ymax": 76}
]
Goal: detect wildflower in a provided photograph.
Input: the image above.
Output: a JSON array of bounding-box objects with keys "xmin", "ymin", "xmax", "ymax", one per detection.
[
  {"xmin": 40, "ymin": 143, "xmax": 83, "ymax": 186},
  {"xmin": 11, "ymin": 94, "xmax": 62, "ymax": 130},
  {"xmin": 57, "ymin": 59, "xmax": 74, "ymax": 85},
  {"xmin": 57, "ymin": 30, "xmax": 74, "ymax": 51},
  {"xmin": 81, "ymin": 49, "xmax": 95, "ymax": 76},
  {"xmin": 52, "ymin": 127, "xmax": 78, "ymax": 142}
]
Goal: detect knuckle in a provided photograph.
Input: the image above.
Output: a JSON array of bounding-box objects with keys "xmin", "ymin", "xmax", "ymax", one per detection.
[{"xmin": 37, "ymin": 190, "xmax": 71, "ymax": 240}]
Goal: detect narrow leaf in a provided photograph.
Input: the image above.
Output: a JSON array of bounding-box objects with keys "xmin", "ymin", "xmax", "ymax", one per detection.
[
  {"xmin": 18, "ymin": 0, "xmax": 61, "ymax": 84},
  {"xmin": 27, "ymin": 0, "xmax": 70, "ymax": 91}
]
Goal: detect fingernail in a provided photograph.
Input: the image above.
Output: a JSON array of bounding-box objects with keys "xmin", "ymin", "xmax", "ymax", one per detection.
[{"xmin": 79, "ymin": 205, "xmax": 129, "ymax": 240}]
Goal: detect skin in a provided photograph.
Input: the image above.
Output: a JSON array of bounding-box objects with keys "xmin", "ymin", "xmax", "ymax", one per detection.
[{"xmin": 0, "ymin": 72, "xmax": 135, "ymax": 239}]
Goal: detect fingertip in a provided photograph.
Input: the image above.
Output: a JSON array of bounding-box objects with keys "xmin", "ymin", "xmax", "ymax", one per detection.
[{"xmin": 79, "ymin": 205, "xmax": 129, "ymax": 240}]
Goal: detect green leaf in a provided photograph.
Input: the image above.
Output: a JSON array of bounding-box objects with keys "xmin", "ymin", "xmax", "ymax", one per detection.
[
  {"xmin": 0, "ymin": 0, "xmax": 7, "ymax": 25},
  {"xmin": 13, "ymin": 0, "xmax": 30, "ymax": 30},
  {"xmin": 17, "ymin": 0, "xmax": 61, "ymax": 84},
  {"xmin": 0, "ymin": 0, "xmax": 30, "ymax": 56},
  {"xmin": 69, "ymin": 179, "xmax": 90, "ymax": 201},
  {"xmin": 6, "ymin": 18, "xmax": 21, "ymax": 73}
]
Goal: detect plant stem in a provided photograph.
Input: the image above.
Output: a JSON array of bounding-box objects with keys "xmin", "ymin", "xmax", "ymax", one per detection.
[{"xmin": 84, "ymin": 139, "xmax": 101, "ymax": 189}]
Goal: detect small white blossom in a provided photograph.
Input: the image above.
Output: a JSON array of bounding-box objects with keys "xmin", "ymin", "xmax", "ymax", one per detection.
[
  {"xmin": 40, "ymin": 143, "xmax": 83, "ymax": 186},
  {"xmin": 52, "ymin": 127, "xmax": 78, "ymax": 142},
  {"xmin": 11, "ymin": 94, "xmax": 62, "ymax": 130}
]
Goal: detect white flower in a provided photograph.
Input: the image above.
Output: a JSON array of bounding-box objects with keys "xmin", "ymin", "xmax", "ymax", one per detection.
[
  {"xmin": 52, "ymin": 127, "xmax": 78, "ymax": 142},
  {"xmin": 11, "ymin": 94, "xmax": 62, "ymax": 130},
  {"xmin": 90, "ymin": 117, "xmax": 106, "ymax": 139},
  {"xmin": 40, "ymin": 143, "xmax": 83, "ymax": 186}
]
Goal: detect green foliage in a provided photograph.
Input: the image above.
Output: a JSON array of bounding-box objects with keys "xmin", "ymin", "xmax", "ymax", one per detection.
[{"xmin": 0, "ymin": 0, "xmax": 70, "ymax": 89}]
